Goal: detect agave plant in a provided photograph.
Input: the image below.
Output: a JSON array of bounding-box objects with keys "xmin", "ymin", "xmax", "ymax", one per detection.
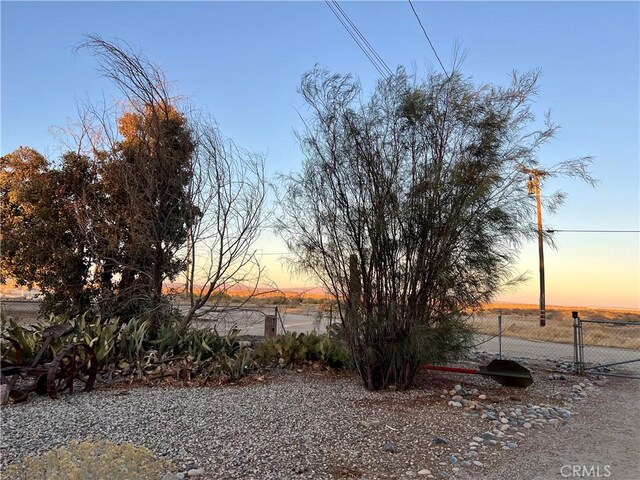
[
  {"xmin": 1, "ymin": 318, "xmax": 42, "ymax": 362},
  {"xmin": 216, "ymin": 348, "xmax": 254, "ymax": 381},
  {"xmin": 118, "ymin": 317, "xmax": 152, "ymax": 363}
]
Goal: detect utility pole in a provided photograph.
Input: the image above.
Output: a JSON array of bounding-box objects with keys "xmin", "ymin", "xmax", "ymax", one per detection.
[{"xmin": 523, "ymin": 168, "xmax": 547, "ymax": 327}]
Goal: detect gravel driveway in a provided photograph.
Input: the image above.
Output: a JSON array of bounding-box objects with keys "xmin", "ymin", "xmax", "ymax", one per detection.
[
  {"xmin": 481, "ymin": 376, "xmax": 640, "ymax": 480},
  {"xmin": 1, "ymin": 365, "xmax": 638, "ymax": 479}
]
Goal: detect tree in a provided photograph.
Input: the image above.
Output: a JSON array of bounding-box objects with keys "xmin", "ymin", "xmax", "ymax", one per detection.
[
  {"xmin": 276, "ymin": 67, "xmax": 594, "ymax": 390},
  {"xmin": 46, "ymin": 37, "xmax": 197, "ymax": 334},
  {"xmin": 181, "ymin": 121, "xmax": 266, "ymax": 328},
  {"xmin": 0, "ymin": 148, "xmax": 95, "ymax": 315},
  {"xmin": 73, "ymin": 36, "xmax": 266, "ymax": 332},
  {"xmin": 1, "ymin": 36, "xmax": 266, "ymax": 335},
  {"xmin": 1, "ymin": 147, "xmax": 51, "ymax": 289}
]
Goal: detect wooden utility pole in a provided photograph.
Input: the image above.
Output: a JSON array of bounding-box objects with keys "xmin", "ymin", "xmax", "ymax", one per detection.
[{"xmin": 523, "ymin": 168, "xmax": 547, "ymax": 327}]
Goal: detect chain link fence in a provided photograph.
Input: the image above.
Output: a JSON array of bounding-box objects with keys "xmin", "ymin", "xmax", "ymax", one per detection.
[
  {"xmin": 180, "ymin": 304, "xmax": 329, "ymax": 338},
  {"xmin": 573, "ymin": 314, "xmax": 640, "ymax": 378},
  {"xmin": 3, "ymin": 299, "xmax": 638, "ymax": 378},
  {"xmin": 0, "ymin": 299, "xmax": 330, "ymax": 338},
  {"xmin": 471, "ymin": 311, "xmax": 575, "ymax": 363},
  {"xmin": 0, "ymin": 299, "xmax": 41, "ymax": 324},
  {"xmin": 472, "ymin": 309, "xmax": 640, "ymax": 378}
]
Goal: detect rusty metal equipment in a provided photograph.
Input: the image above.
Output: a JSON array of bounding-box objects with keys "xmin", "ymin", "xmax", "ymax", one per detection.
[
  {"xmin": 421, "ymin": 359, "xmax": 534, "ymax": 388},
  {"xmin": 1, "ymin": 324, "xmax": 97, "ymax": 403}
]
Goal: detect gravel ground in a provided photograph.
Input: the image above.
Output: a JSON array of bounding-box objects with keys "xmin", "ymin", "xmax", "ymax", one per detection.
[
  {"xmin": 480, "ymin": 376, "xmax": 640, "ymax": 480},
  {"xmin": 0, "ymin": 361, "xmax": 637, "ymax": 479}
]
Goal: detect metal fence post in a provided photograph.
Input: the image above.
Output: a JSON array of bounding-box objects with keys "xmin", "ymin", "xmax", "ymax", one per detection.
[
  {"xmin": 275, "ymin": 306, "xmax": 287, "ymax": 335},
  {"xmin": 578, "ymin": 317, "xmax": 585, "ymax": 375},
  {"xmin": 329, "ymin": 305, "xmax": 333, "ymax": 328},
  {"xmin": 572, "ymin": 311, "xmax": 585, "ymax": 375},
  {"xmin": 498, "ymin": 310, "xmax": 503, "ymax": 360}
]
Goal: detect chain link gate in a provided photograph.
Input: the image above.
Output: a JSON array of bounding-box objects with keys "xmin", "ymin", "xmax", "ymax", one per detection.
[{"xmin": 573, "ymin": 311, "xmax": 640, "ymax": 379}]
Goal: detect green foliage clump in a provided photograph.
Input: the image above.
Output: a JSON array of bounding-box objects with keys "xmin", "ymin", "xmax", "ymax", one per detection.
[
  {"xmin": 214, "ymin": 348, "xmax": 255, "ymax": 381},
  {"xmin": 255, "ymin": 331, "xmax": 349, "ymax": 369},
  {"xmin": 1, "ymin": 318, "xmax": 43, "ymax": 362},
  {"xmin": 413, "ymin": 316, "xmax": 475, "ymax": 364},
  {"xmin": 252, "ymin": 339, "xmax": 278, "ymax": 366},
  {"xmin": 2, "ymin": 306, "xmax": 349, "ymax": 390},
  {"xmin": 116, "ymin": 316, "xmax": 152, "ymax": 364},
  {"xmin": 68, "ymin": 314, "xmax": 119, "ymax": 363},
  {"xmin": 1, "ymin": 313, "xmax": 123, "ymax": 366},
  {"xmin": 153, "ymin": 318, "xmax": 238, "ymax": 362},
  {"xmin": 1, "ymin": 311, "xmax": 246, "ymax": 383}
]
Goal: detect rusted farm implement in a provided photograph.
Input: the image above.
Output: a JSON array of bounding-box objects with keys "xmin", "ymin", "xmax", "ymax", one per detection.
[{"xmin": 1, "ymin": 324, "xmax": 97, "ymax": 403}]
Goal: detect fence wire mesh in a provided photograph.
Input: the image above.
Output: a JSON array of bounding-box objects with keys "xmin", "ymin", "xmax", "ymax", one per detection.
[
  {"xmin": 3, "ymin": 299, "xmax": 639, "ymax": 379},
  {"xmin": 0, "ymin": 299, "xmax": 41, "ymax": 324},
  {"xmin": 0, "ymin": 299, "xmax": 330, "ymax": 338},
  {"xmin": 472, "ymin": 310, "xmax": 640, "ymax": 378},
  {"xmin": 577, "ymin": 319, "xmax": 640, "ymax": 378},
  {"xmin": 471, "ymin": 311, "xmax": 576, "ymax": 365}
]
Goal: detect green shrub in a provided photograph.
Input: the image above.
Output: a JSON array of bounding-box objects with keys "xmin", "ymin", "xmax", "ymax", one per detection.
[
  {"xmin": 317, "ymin": 333, "xmax": 351, "ymax": 368},
  {"xmin": 275, "ymin": 332, "xmax": 308, "ymax": 365},
  {"xmin": 1, "ymin": 318, "xmax": 43, "ymax": 362},
  {"xmin": 253, "ymin": 340, "xmax": 278, "ymax": 366},
  {"xmin": 155, "ymin": 323, "xmax": 238, "ymax": 362},
  {"xmin": 215, "ymin": 348, "xmax": 254, "ymax": 381},
  {"xmin": 66, "ymin": 313, "xmax": 119, "ymax": 363},
  {"xmin": 256, "ymin": 331, "xmax": 350, "ymax": 369},
  {"xmin": 3, "ymin": 307, "xmax": 351, "ymax": 386},
  {"xmin": 1, "ymin": 313, "xmax": 129, "ymax": 366},
  {"xmin": 414, "ymin": 315, "xmax": 474, "ymax": 364},
  {"xmin": 0, "ymin": 314, "xmax": 98, "ymax": 363},
  {"xmin": 117, "ymin": 316, "xmax": 151, "ymax": 363}
]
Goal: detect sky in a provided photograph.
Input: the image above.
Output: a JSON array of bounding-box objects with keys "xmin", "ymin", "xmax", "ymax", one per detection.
[{"xmin": 1, "ymin": 1, "xmax": 639, "ymax": 309}]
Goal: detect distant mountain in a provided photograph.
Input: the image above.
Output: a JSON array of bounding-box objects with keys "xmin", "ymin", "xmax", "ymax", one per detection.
[{"xmin": 162, "ymin": 282, "xmax": 330, "ymax": 299}]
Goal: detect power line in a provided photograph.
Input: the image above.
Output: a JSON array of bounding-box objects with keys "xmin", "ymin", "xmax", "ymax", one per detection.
[
  {"xmin": 407, "ymin": 0, "xmax": 448, "ymax": 76},
  {"xmin": 325, "ymin": 0, "xmax": 389, "ymax": 79},
  {"xmin": 546, "ymin": 229, "xmax": 640, "ymax": 233},
  {"xmin": 324, "ymin": 0, "xmax": 392, "ymax": 80},
  {"xmin": 330, "ymin": 1, "xmax": 394, "ymax": 77},
  {"xmin": 325, "ymin": 1, "xmax": 386, "ymax": 79}
]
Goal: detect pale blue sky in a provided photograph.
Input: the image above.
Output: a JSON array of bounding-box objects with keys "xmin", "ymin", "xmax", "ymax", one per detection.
[{"xmin": 2, "ymin": 1, "xmax": 639, "ymax": 308}]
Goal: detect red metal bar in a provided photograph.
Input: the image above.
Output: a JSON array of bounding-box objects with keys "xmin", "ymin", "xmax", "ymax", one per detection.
[{"xmin": 420, "ymin": 364, "xmax": 479, "ymax": 375}]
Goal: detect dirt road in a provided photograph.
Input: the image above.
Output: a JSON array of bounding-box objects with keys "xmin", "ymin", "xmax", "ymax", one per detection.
[{"xmin": 482, "ymin": 377, "xmax": 640, "ymax": 480}]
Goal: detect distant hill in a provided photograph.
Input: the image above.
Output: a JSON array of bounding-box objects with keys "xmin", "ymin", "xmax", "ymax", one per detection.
[
  {"xmin": 3, "ymin": 280, "xmax": 636, "ymax": 315},
  {"xmin": 163, "ymin": 282, "xmax": 330, "ymax": 300},
  {"xmin": 482, "ymin": 302, "xmax": 639, "ymax": 321}
]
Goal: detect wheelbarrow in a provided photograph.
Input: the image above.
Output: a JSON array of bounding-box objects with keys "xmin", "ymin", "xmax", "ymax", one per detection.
[
  {"xmin": 421, "ymin": 359, "xmax": 533, "ymax": 388},
  {"xmin": 1, "ymin": 324, "xmax": 97, "ymax": 403}
]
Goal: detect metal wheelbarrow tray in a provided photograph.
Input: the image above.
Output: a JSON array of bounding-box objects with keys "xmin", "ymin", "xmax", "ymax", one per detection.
[{"xmin": 421, "ymin": 359, "xmax": 534, "ymax": 388}]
